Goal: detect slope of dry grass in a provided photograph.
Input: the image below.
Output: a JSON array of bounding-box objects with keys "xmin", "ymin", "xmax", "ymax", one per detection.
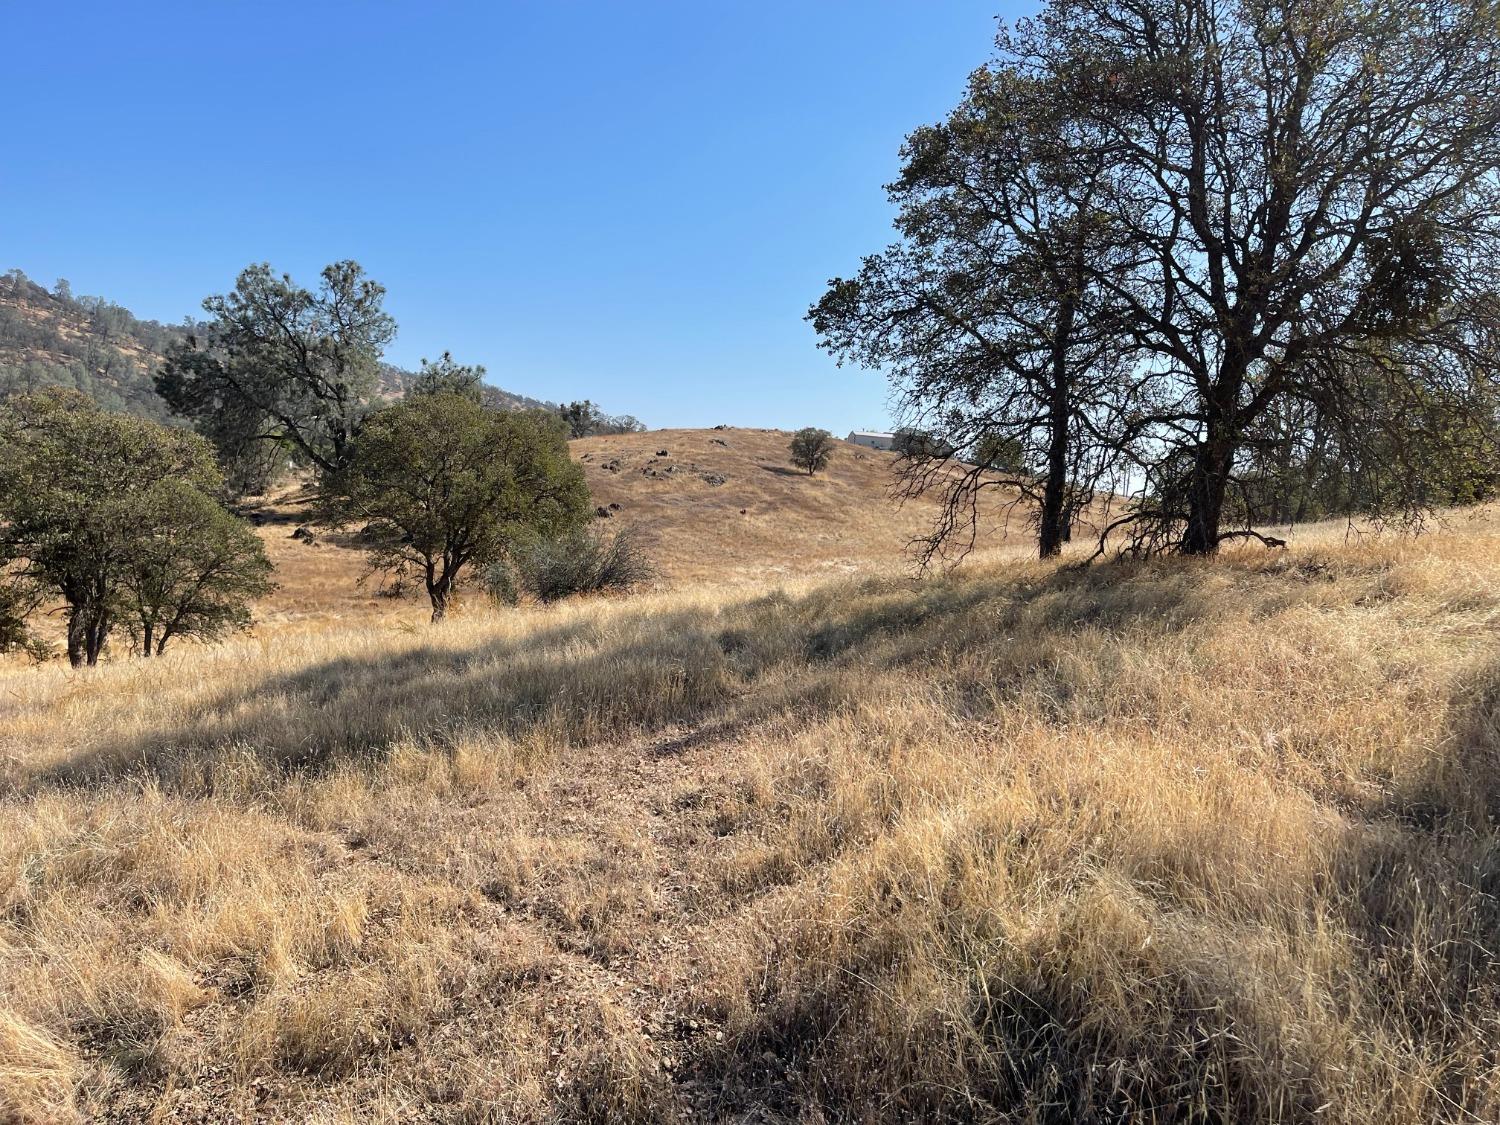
[
  {"xmin": 223, "ymin": 426, "xmax": 1031, "ymax": 634},
  {"xmin": 571, "ymin": 427, "xmax": 1027, "ymax": 585},
  {"xmin": 3, "ymin": 507, "xmax": 1500, "ymax": 1122}
]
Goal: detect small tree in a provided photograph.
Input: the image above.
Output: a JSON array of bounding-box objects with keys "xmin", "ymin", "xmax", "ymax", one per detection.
[
  {"xmin": 505, "ymin": 525, "xmax": 655, "ymax": 603},
  {"xmin": 789, "ymin": 427, "xmax": 835, "ymax": 475},
  {"xmin": 325, "ymin": 393, "xmax": 591, "ymax": 621},
  {"xmin": 119, "ymin": 484, "xmax": 275, "ymax": 657},
  {"xmin": 0, "ymin": 390, "xmax": 271, "ymax": 665},
  {"xmin": 559, "ymin": 399, "xmax": 646, "ymax": 437}
]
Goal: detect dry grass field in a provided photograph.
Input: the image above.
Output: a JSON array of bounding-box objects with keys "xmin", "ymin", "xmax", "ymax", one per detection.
[
  {"xmin": 3, "ymin": 433, "xmax": 1500, "ymax": 1122},
  {"xmin": 237, "ymin": 428, "xmax": 1030, "ymax": 631}
]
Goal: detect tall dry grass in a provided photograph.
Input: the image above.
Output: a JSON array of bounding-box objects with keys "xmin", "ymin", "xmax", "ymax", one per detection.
[{"xmin": 3, "ymin": 513, "xmax": 1500, "ymax": 1121}]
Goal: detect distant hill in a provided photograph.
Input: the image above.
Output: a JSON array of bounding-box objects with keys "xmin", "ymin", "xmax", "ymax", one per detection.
[
  {"xmin": 0, "ymin": 269, "xmax": 184, "ymax": 421},
  {"xmin": 0, "ymin": 268, "xmax": 560, "ymax": 419},
  {"xmin": 572, "ymin": 427, "xmax": 1029, "ymax": 584}
]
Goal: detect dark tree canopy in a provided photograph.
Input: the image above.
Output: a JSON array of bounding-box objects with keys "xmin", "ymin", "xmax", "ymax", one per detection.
[
  {"xmin": 789, "ymin": 427, "xmax": 835, "ymax": 475},
  {"xmin": 559, "ymin": 399, "xmax": 646, "ymax": 438},
  {"xmin": 813, "ymin": 64, "xmax": 1132, "ymax": 560},
  {"xmin": 815, "ymin": 0, "xmax": 1500, "ymax": 559},
  {"xmin": 0, "ymin": 390, "xmax": 271, "ymax": 665},
  {"xmin": 1042, "ymin": 0, "xmax": 1500, "ymax": 553},
  {"xmin": 323, "ymin": 393, "xmax": 591, "ymax": 621},
  {"xmin": 156, "ymin": 261, "xmax": 396, "ymax": 479}
]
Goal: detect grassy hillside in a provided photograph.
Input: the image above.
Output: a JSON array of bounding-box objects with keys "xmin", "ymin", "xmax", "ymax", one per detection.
[
  {"xmin": 574, "ymin": 427, "xmax": 1028, "ymax": 583},
  {"xmin": 238, "ymin": 427, "xmax": 1029, "ymax": 633},
  {"xmin": 3, "ymin": 503, "xmax": 1499, "ymax": 1122}
]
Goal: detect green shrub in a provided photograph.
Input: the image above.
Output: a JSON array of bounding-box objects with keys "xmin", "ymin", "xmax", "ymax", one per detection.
[{"xmin": 512, "ymin": 525, "xmax": 655, "ymax": 603}]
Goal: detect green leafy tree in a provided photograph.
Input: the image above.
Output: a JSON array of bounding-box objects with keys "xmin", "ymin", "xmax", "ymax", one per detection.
[
  {"xmin": 560, "ymin": 399, "xmax": 604, "ymax": 438},
  {"xmin": 789, "ymin": 427, "xmax": 835, "ymax": 475},
  {"xmin": 0, "ymin": 390, "xmax": 272, "ymax": 665},
  {"xmin": 0, "ymin": 575, "xmax": 44, "ymax": 660},
  {"xmin": 559, "ymin": 399, "xmax": 647, "ymax": 437},
  {"xmin": 324, "ymin": 393, "xmax": 591, "ymax": 621},
  {"xmin": 119, "ymin": 483, "xmax": 275, "ymax": 657},
  {"xmin": 156, "ymin": 261, "xmax": 396, "ymax": 479}
]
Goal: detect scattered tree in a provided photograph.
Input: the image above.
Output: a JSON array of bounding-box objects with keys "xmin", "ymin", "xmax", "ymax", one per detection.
[
  {"xmin": 559, "ymin": 399, "xmax": 647, "ymax": 438},
  {"xmin": 0, "ymin": 390, "xmax": 271, "ymax": 665},
  {"xmin": 323, "ymin": 393, "xmax": 591, "ymax": 621},
  {"xmin": 789, "ymin": 427, "xmax": 835, "ymax": 475},
  {"xmin": 156, "ymin": 261, "xmax": 396, "ymax": 478}
]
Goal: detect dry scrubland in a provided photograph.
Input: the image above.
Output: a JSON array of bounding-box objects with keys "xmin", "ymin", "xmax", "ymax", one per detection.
[{"xmin": 3, "ymin": 438, "xmax": 1500, "ymax": 1121}]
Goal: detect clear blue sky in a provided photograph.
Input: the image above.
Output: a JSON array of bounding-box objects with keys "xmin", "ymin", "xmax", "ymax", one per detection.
[{"xmin": 3, "ymin": 2, "xmax": 1013, "ymax": 431}]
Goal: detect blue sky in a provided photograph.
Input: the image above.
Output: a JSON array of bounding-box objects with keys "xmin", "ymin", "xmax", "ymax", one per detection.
[{"xmin": 4, "ymin": 2, "xmax": 1011, "ymax": 431}]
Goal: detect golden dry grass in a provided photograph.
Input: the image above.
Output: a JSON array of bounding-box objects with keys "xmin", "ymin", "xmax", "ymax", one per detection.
[
  {"xmin": 2, "ymin": 485, "xmax": 1500, "ymax": 1121},
  {"xmin": 572, "ymin": 427, "xmax": 1028, "ymax": 585},
  {"xmin": 223, "ymin": 426, "xmax": 1032, "ymax": 635}
]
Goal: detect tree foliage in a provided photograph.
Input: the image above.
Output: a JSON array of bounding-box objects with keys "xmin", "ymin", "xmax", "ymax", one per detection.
[
  {"xmin": 789, "ymin": 427, "xmax": 835, "ymax": 475},
  {"xmin": 409, "ymin": 352, "xmax": 487, "ymax": 403},
  {"xmin": 0, "ymin": 390, "xmax": 271, "ymax": 665},
  {"xmin": 498, "ymin": 524, "xmax": 655, "ymax": 604},
  {"xmin": 156, "ymin": 261, "xmax": 396, "ymax": 479},
  {"xmin": 324, "ymin": 393, "xmax": 591, "ymax": 621}
]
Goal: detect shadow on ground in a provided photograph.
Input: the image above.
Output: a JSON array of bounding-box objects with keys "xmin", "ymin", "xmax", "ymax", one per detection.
[{"xmin": 22, "ymin": 560, "xmax": 1241, "ymax": 796}]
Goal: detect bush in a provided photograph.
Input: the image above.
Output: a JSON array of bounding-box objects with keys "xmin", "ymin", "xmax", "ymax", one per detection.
[
  {"xmin": 511, "ymin": 526, "xmax": 655, "ymax": 603},
  {"xmin": 481, "ymin": 560, "xmax": 519, "ymax": 606}
]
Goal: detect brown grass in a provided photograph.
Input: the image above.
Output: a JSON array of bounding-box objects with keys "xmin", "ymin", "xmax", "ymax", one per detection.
[{"xmin": 3, "ymin": 447, "xmax": 1500, "ymax": 1121}]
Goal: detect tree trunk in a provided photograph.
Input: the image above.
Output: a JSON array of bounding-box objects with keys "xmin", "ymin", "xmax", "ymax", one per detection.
[
  {"xmin": 1037, "ymin": 306, "xmax": 1076, "ymax": 560},
  {"xmin": 142, "ymin": 624, "xmax": 154, "ymax": 658},
  {"xmin": 1038, "ymin": 428, "xmax": 1069, "ymax": 559},
  {"xmin": 84, "ymin": 616, "xmax": 109, "ymax": 666},
  {"xmin": 1182, "ymin": 432, "xmax": 1234, "ymax": 554},
  {"xmin": 428, "ymin": 570, "xmax": 452, "ymax": 623},
  {"xmin": 65, "ymin": 614, "xmax": 86, "ymax": 668}
]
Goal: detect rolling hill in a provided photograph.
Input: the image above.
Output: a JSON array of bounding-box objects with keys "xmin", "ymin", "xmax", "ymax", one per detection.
[{"xmin": 242, "ymin": 427, "xmax": 1032, "ymax": 632}]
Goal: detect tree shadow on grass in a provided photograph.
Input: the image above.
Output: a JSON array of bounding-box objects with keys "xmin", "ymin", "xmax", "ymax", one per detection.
[{"xmin": 21, "ymin": 560, "xmax": 1236, "ymax": 799}]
